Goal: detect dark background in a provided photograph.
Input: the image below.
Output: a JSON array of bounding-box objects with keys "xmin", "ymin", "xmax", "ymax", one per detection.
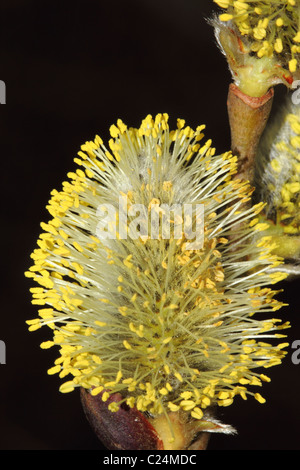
[{"xmin": 1, "ymin": 0, "xmax": 299, "ymax": 450}]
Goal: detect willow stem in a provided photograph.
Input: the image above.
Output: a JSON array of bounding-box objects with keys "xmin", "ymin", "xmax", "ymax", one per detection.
[{"xmin": 227, "ymin": 83, "xmax": 274, "ymax": 184}]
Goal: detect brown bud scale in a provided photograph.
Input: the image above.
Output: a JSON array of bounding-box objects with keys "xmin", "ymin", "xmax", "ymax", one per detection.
[{"xmin": 80, "ymin": 388, "xmax": 163, "ymax": 450}]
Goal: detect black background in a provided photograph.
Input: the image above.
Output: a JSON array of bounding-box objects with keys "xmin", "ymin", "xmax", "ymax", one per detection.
[{"xmin": 1, "ymin": 0, "xmax": 299, "ymax": 450}]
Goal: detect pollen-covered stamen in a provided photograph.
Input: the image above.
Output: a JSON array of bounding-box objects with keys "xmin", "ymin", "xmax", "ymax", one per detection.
[
  {"xmin": 214, "ymin": 0, "xmax": 300, "ymax": 73},
  {"xmin": 26, "ymin": 113, "xmax": 289, "ymax": 429}
]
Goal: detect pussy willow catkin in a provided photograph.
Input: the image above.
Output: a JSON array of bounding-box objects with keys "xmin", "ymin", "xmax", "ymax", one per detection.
[{"xmin": 26, "ymin": 114, "xmax": 289, "ymax": 424}]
